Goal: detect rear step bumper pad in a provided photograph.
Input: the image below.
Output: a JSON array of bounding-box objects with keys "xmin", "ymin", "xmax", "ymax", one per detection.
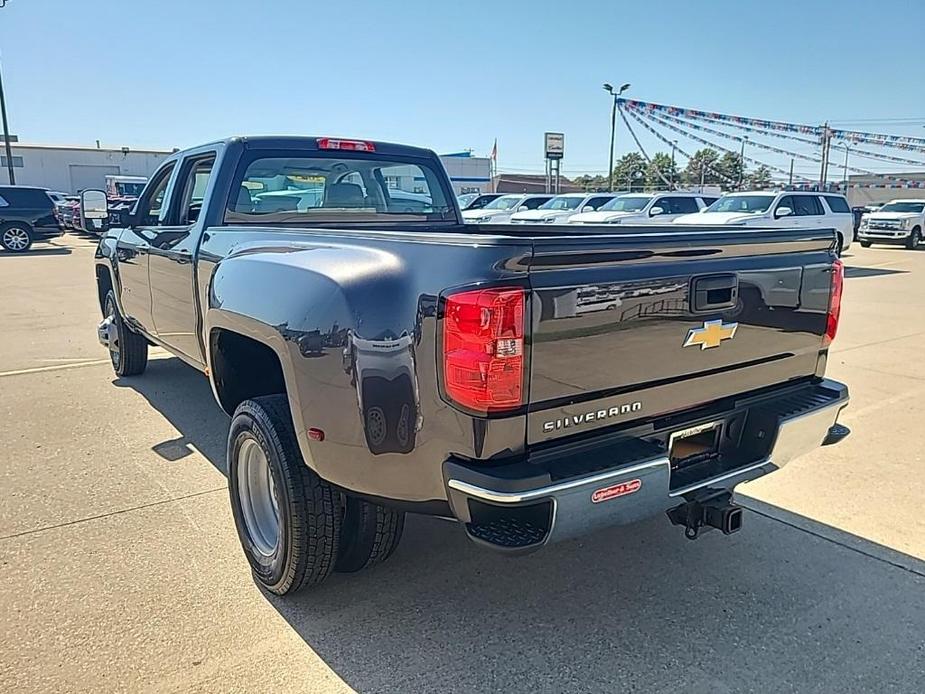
[{"xmin": 445, "ymin": 379, "xmax": 848, "ymax": 553}]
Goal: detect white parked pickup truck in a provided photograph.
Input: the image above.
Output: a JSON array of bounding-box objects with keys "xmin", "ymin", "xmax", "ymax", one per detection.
[
  {"xmin": 858, "ymin": 199, "xmax": 925, "ymax": 249},
  {"xmin": 675, "ymin": 191, "xmax": 854, "ymax": 255}
]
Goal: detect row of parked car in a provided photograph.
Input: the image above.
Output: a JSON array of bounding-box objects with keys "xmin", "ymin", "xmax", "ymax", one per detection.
[
  {"xmin": 458, "ymin": 189, "xmax": 860, "ymax": 254},
  {"xmin": 1, "ymin": 180, "xmax": 920, "ymax": 254}
]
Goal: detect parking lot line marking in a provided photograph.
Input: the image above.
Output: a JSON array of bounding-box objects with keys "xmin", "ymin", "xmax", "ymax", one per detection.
[
  {"xmin": 0, "ymin": 353, "xmax": 173, "ymax": 378},
  {"xmin": 0, "ymin": 487, "xmax": 228, "ymax": 542},
  {"xmin": 0, "ymin": 359, "xmax": 113, "ymax": 377}
]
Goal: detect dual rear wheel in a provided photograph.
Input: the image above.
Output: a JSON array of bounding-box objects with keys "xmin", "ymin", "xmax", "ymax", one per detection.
[{"xmin": 228, "ymin": 395, "xmax": 405, "ymax": 595}]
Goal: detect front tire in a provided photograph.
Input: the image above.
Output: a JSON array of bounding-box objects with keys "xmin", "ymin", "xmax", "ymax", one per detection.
[
  {"xmin": 103, "ymin": 290, "xmax": 148, "ymax": 376},
  {"xmin": 906, "ymin": 227, "xmax": 922, "ymax": 250},
  {"xmin": 860, "ymin": 240, "xmax": 872, "ymax": 248},
  {"xmin": 0, "ymin": 223, "xmax": 33, "ymax": 253},
  {"xmin": 335, "ymin": 496, "xmax": 404, "ymax": 573},
  {"xmin": 228, "ymin": 395, "xmax": 341, "ymax": 595}
]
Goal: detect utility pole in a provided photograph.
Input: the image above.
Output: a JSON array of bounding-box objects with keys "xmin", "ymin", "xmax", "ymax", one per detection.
[
  {"xmin": 818, "ymin": 122, "xmax": 831, "ymax": 191},
  {"xmin": 789, "ymin": 158, "xmax": 794, "ymax": 187},
  {"xmin": 671, "ymin": 140, "xmax": 677, "ymax": 190},
  {"xmin": 737, "ymin": 136, "xmax": 748, "ymax": 191},
  {"xmin": 699, "ymin": 160, "xmax": 705, "ymax": 193},
  {"xmin": 603, "ymin": 82, "xmax": 630, "ymax": 192},
  {"xmin": 0, "ymin": 58, "xmax": 15, "ymax": 185},
  {"xmin": 842, "ymin": 144, "xmax": 850, "ymax": 192}
]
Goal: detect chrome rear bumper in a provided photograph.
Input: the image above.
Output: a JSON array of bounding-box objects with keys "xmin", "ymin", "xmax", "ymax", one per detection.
[{"xmin": 445, "ymin": 379, "xmax": 849, "ymax": 553}]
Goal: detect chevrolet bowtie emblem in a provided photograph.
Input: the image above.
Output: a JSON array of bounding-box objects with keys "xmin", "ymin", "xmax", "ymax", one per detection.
[{"xmin": 683, "ymin": 320, "xmax": 738, "ymax": 350}]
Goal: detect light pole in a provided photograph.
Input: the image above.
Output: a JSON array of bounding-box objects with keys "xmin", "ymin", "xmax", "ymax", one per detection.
[
  {"xmin": 603, "ymin": 81, "xmax": 630, "ymax": 192},
  {"xmin": 737, "ymin": 136, "xmax": 748, "ymax": 190},
  {"xmin": 0, "ymin": 52, "xmax": 14, "ymax": 185}
]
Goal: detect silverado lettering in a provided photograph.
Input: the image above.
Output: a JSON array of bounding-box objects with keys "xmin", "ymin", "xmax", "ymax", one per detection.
[{"xmin": 542, "ymin": 402, "xmax": 644, "ymax": 432}]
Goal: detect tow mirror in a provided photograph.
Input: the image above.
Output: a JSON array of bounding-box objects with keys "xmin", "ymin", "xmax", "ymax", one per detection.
[
  {"xmin": 775, "ymin": 206, "xmax": 793, "ymax": 218},
  {"xmin": 80, "ymin": 189, "xmax": 109, "ymax": 232}
]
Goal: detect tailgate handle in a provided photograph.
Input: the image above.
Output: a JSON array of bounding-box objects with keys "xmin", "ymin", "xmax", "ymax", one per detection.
[{"xmin": 692, "ymin": 274, "xmax": 738, "ymax": 312}]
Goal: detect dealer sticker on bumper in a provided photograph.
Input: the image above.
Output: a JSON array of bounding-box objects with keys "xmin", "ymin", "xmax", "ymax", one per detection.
[{"xmin": 591, "ymin": 479, "xmax": 642, "ymax": 504}]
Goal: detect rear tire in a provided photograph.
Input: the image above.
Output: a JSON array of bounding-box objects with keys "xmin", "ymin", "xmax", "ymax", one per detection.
[
  {"xmin": 335, "ymin": 496, "xmax": 404, "ymax": 573},
  {"xmin": 0, "ymin": 223, "xmax": 33, "ymax": 253},
  {"xmin": 860, "ymin": 240, "xmax": 872, "ymax": 248},
  {"xmin": 835, "ymin": 233, "xmax": 844, "ymax": 257},
  {"xmin": 104, "ymin": 290, "xmax": 148, "ymax": 376},
  {"xmin": 906, "ymin": 227, "xmax": 921, "ymax": 250},
  {"xmin": 228, "ymin": 395, "xmax": 340, "ymax": 595}
]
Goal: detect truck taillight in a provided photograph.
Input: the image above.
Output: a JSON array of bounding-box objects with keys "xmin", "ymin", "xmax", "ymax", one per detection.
[
  {"xmin": 823, "ymin": 258, "xmax": 844, "ymax": 347},
  {"xmin": 316, "ymin": 137, "xmax": 376, "ymax": 152},
  {"xmin": 442, "ymin": 287, "xmax": 525, "ymax": 414}
]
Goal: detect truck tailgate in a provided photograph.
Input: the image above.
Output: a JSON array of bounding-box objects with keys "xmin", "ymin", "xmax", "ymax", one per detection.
[{"xmin": 525, "ymin": 227, "xmax": 836, "ymax": 444}]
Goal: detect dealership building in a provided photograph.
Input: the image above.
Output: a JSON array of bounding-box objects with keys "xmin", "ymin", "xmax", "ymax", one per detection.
[{"xmin": 1, "ymin": 142, "xmax": 492, "ymax": 195}]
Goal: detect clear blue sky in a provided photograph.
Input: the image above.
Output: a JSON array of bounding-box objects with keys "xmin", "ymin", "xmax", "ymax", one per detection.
[{"xmin": 1, "ymin": 0, "xmax": 923, "ymax": 179}]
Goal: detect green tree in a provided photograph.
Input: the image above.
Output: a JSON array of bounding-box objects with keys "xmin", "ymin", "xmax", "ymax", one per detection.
[
  {"xmin": 612, "ymin": 152, "xmax": 647, "ymax": 192},
  {"xmin": 646, "ymin": 152, "xmax": 678, "ymax": 189},
  {"xmin": 572, "ymin": 174, "xmax": 609, "ymax": 191},
  {"xmin": 717, "ymin": 151, "xmax": 745, "ymax": 188},
  {"xmin": 748, "ymin": 165, "xmax": 773, "ymax": 189},
  {"xmin": 682, "ymin": 148, "xmax": 722, "ymax": 186}
]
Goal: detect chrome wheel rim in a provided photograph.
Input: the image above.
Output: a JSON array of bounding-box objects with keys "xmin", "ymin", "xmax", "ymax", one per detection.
[
  {"xmin": 104, "ymin": 297, "xmax": 121, "ymax": 366},
  {"xmin": 2, "ymin": 227, "xmax": 29, "ymax": 251},
  {"xmin": 237, "ymin": 437, "xmax": 280, "ymax": 557}
]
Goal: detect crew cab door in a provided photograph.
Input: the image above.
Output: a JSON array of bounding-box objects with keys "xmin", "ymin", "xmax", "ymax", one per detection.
[
  {"xmin": 147, "ymin": 152, "xmax": 216, "ymax": 365},
  {"xmin": 115, "ymin": 161, "xmax": 176, "ymax": 332}
]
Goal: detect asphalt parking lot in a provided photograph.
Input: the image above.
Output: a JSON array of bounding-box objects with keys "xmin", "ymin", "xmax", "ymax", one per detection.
[{"xmin": 1, "ymin": 233, "xmax": 924, "ymax": 693}]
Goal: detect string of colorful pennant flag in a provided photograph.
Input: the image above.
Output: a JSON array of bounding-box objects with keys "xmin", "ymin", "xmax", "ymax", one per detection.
[
  {"xmin": 622, "ymin": 108, "xmax": 743, "ymax": 185},
  {"xmin": 619, "ymin": 99, "xmax": 925, "ymax": 189},
  {"xmin": 617, "ymin": 97, "xmax": 925, "ymax": 154}
]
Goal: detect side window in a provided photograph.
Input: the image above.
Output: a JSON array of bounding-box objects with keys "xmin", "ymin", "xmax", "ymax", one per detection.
[
  {"xmin": 177, "ymin": 155, "xmax": 216, "ymax": 225},
  {"xmin": 588, "ymin": 196, "xmax": 612, "ymax": 210},
  {"xmin": 700, "ymin": 196, "xmax": 719, "ymax": 207},
  {"xmin": 523, "ymin": 197, "xmax": 547, "ymax": 210},
  {"xmin": 793, "ymin": 195, "xmax": 823, "ymax": 216},
  {"xmin": 776, "ymin": 195, "xmax": 795, "ymax": 215},
  {"xmin": 824, "ymin": 196, "xmax": 851, "ymax": 213},
  {"xmin": 651, "ymin": 197, "xmax": 669, "ymax": 214},
  {"xmin": 0, "ymin": 193, "xmax": 7, "ymax": 207},
  {"xmin": 136, "ymin": 163, "xmax": 176, "ymax": 226},
  {"xmin": 379, "ymin": 164, "xmax": 434, "ymax": 213},
  {"xmin": 667, "ymin": 197, "xmax": 699, "ymax": 214}
]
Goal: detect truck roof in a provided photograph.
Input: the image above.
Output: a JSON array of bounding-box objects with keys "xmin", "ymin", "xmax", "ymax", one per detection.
[{"xmin": 172, "ymin": 136, "xmax": 439, "ymax": 161}]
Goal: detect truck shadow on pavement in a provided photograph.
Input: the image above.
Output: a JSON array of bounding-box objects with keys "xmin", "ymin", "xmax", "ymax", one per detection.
[
  {"xmin": 844, "ymin": 266, "xmax": 908, "ymax": 279},
  {"xmin": 113, "ymin": 357, "xmax": 230, "ymax": 474},
  {"xmin": 117, "ymin": 357, "xmax": 925, "ymax": 693}
]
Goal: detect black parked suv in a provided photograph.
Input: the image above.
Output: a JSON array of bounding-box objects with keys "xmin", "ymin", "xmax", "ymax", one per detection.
[{"xmin": 0, "ymin": 186, "xmax": 64, "ymax": 252}]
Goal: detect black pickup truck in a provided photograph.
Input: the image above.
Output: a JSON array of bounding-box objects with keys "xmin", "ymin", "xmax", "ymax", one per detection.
[{"xmin": 87, "ymin": 136, "xmax": 849, "ymax": 596}]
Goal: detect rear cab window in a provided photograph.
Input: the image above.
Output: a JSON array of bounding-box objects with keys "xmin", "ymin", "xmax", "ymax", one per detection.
[{"xmin": 224, "ymin": 149, "xmax": 454, "ymax": 226}]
